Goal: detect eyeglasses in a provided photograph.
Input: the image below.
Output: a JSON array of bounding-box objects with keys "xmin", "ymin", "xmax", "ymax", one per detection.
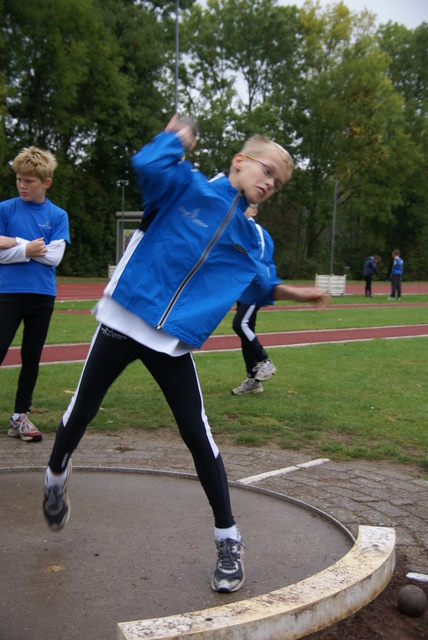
[{"xmin": 244, "ymin": 155, "xmax": 282, "ymax": 192}]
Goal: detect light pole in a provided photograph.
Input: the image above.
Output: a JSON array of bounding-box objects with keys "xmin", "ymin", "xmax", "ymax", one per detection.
[
  {"xmin": 330, "ymin": 178, "xmax": 338, "ymax": 275},
  {"xmin": 118, "ymin": 179, "xmax": 129, "ymax": 258},
  {"xmin": 175, "ymin": 0, "xmax": 179, "ymax": 112}
]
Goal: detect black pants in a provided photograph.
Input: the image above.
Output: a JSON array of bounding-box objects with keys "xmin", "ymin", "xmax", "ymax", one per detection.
[
  {"xmin": 0, "ymin": 293, "xmax": 55, "ymax": 413},
  {"xmin": 390, "ymin": 274, "xmax": 402, "ymax": 298},
  {"xmin": 364, "ymin": 276, "xmax": 372, "ymax": 296},
  {"xmin": 232, "ymin": 302, "xmax": 268, "ymax": 377},
  {"xmin": 48, "ymin": 324, "xmax": 234, "ymax": 528}
]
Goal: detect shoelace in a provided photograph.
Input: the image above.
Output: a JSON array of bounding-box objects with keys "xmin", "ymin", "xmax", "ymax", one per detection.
[
  {"xmin": 17, "ymin": 416, "xmax": 38, "ymax": 433},
  {"xmin": 216, "ymin": 539, "xmax": 244, "ymax": 570}
]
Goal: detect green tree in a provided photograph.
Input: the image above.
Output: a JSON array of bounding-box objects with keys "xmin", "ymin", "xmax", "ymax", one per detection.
[
  {"xmin": 1, "ymin": 0, "xmax": 181, "ymax": 275},
  {"xmin": 377, "ymin": 22, "xmax": 428, "ymax": 279},
  {"xmin": 180, "ymin": 0, "xmax": 300, "ymax": 177},
  {"xmin": 270, "ymin": 1, "xmax": 418, "ymax": 279}
]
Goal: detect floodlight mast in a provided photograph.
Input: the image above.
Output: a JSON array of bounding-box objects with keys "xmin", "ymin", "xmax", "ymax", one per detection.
[
  {"xmin": 330, "ymin": 178, "xmax": 338, "ymax": 275},
  {"xmin": 175, "ymin": 0, "xmax": 179, "ymax": 113}
]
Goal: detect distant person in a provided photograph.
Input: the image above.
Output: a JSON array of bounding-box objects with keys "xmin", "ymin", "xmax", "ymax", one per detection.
[
  {"xmin": 42, "ymin": 115, "xmax": 327, "ymax": 595},
  {"xmin": 363, "ymin": 254, "xmax": 381, "ymax": 298},
  {"xmin": 232, "ymin": 205, "xmax": 276, "ymax": 395},
  {"xmin": 0, "ymin": 147, "xmax": 70, "ymax": 442},
  {"xmin": 387, "ymin": 249, "xmax": 404, "ymax": 300}
]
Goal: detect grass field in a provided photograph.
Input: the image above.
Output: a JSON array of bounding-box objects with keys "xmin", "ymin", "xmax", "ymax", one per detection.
[{"xmin": 2, "ymin": 292, "xmax": 427, "ymax": 470}]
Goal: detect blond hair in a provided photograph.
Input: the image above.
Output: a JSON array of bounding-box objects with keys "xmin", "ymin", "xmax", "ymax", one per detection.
[
  {"xmin": 12, "ymin": 146, "xmax": 58, "ymax": 181},
  {"xmin": 241, "ymin": 135, "xmax": 294, "ymax": 176}
]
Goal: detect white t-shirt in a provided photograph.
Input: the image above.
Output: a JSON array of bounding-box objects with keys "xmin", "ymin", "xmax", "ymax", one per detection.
[{"xmin": 93, "ymin": 296, "xmax": 193, "ymax": 357}]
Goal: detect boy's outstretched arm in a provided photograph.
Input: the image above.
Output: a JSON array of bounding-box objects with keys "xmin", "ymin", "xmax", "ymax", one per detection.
[{"xmin": 273, "ymin": 284, "xmax": 330, "ymax": 309}]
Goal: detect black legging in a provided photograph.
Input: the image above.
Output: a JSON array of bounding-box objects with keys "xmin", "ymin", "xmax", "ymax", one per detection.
[
  {"xmin": 364, "ymin": 275, "xmax": 372, "ymax": 296},
  {"xmin": 390, "ymin": 274, "xmax": 402, "ymax": 298},
  {"xmin": 48, "ymin": 324, "xmax": 234, "ymax": 528},
  {"xmin": 232, "ymin": 302, "xmax": 268, "ymax": 377},
  {"xmin": 0, "ymin": 293, "xmax": 55, "ymax": 413}
]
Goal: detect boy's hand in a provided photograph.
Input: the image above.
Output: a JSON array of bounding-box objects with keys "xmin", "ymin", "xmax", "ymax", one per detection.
[
  {"xmin": 165, "ymin": 114, "xmax": 197, "ymax": 151},
  {"xmin": 26, "ymin": 238, "xmax": 47, "ymax": 258},
  {"xmin": 301, "ymin": 288, "xmax": 331, "ymax": 309}
]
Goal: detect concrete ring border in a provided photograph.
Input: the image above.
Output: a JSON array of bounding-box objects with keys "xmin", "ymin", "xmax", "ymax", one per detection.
[{"xmin": 0, "ymin": 467, "xmax": 395, "ymax": 640}]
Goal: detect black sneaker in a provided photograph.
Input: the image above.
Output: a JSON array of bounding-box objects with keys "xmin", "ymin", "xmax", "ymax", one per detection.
[
  {"xmin": 211, "ymin": 530, "xmax": 245, "ymax": 593},
  {"xmin": 43, "ymin": 460, "xmax": 72, "ymax": 531}
]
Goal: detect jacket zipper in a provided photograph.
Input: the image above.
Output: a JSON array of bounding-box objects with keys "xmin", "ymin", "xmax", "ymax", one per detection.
[{"xmin": 157, "ymin": 193, "xmax": 241, "ymax": 329}]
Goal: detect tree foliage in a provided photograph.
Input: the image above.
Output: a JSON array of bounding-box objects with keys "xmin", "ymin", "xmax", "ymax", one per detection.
[{"xmin": 0, "ymin": 0, "xmax": 426, "ymax": 279}]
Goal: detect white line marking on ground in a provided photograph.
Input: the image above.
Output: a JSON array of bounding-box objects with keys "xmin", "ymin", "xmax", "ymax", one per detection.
[{"xmin": 238, "ymin": 458, "xmax": 330, "ymax": 484}]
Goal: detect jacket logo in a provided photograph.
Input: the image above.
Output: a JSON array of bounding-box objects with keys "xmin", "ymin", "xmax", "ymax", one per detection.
[
  {"xmin": 179, "ymin": 207, "xmax": 209, "ymax": 228},
  {"xmin": 232, "ymin": 244, "xmax": 248, "ymax": 255}
]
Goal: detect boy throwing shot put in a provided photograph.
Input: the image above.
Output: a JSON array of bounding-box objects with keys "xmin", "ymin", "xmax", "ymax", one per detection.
[{"xmin": 43, "ymin": 115, "xmax": 326, "ymax": 593}]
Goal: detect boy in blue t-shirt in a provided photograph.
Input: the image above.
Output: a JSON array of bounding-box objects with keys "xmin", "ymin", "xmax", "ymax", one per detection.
[{"xmin": 0, "ymin": 146, "xmax": 70, "ymax": 441}]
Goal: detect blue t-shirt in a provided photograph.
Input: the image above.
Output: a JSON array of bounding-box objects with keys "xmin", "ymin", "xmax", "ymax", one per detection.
[
  {"xmin": 0, "ymin": 196, "xmax": 70, "ymax": 295},
  {"xmin": 391, "ymin": 256, "xmax": 404, "ymax": 275}
]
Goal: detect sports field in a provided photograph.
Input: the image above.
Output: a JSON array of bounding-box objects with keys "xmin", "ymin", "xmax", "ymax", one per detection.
[{"xmin": 1, "ymin": 281, "xmax": 427, "ymax": 467}]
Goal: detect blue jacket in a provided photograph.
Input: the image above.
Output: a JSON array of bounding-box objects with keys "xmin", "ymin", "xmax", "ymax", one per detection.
[
  {"xmin": 238, "ymin": 221, "xmax": 278, "ymax": 305},
  {"xmin": 109, "ymin": 132, "xmax": 280, "ymax": 349}
]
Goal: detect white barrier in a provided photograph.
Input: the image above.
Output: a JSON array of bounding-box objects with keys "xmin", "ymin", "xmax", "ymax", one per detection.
[{"xmin": 315, "ymin": 274, "xmax": 347, "ymax": 296}]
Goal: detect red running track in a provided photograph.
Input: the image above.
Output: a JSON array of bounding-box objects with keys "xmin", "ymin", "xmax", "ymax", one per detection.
[
  {"xmin": 3, "ymin": 325, "xmax": 428, "ymax": 367},
  {"xmin": 3, "ymin": 282, "xmax": 427, "ymax": 366},
  {"xmin": 56, "ymin": 282, "xmax": 428, "ymax": 300}
]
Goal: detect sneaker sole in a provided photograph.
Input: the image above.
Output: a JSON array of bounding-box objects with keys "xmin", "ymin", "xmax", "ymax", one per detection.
[
  {"xmin": 231, "ymin": 387, "xmax": 264, "ymax": 395},
  {"xmin": 20, "ymin": 433, "xmax": 43, "ymax": 442},
  {"xmin": 211, "ymin": 575, "xmax": 245, "ymax": 593}
]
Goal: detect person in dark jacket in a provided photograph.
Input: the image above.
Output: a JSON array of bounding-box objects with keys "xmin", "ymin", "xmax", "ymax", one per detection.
[
  {"xmin": 42, "ymin": 115, "xmax": 327, "ymax": 595},
  {"xmin": 363, "ymin": 255, "xmax": 381, "ymax": 297}
]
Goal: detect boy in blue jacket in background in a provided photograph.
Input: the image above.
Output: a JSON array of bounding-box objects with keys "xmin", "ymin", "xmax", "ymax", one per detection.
[
  {"xmin": 43, "ymin": 115, "xmax": 327, "ymax": 594},
  {"xmin": 387, "ymin": 249, "xmax": 404, "ymax": 300},
  {"xmin": 232, "ymin": 205, "xmax": 277, "ymax": 394}
]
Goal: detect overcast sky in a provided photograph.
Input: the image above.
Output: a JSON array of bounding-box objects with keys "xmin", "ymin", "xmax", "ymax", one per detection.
[
  {"xmin": 277, "ymin": 0, "xmax": 427, "ymax": 30},
  {"xmin": 197, "ymin": 1, "xmax": 427, "ymax": 30}
]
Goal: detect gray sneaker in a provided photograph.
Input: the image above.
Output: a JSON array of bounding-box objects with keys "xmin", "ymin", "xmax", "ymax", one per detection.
[
  {"xmin": 252, "ymin": 359, "xmax": 277, "ymax": 381},
  {"xmin": 232, "ymin": 378, "xmax": 263, "ymax": 395},
  {"xmin": 211, "ymin": 530, "xmax": 245, "ymax": 593},
  {"xmin": 8, "ymin": 413, "xmax": 42, "ymax": 442},
  {"xmin": 43, "ymin": 460, "xmax": 72, "ymax": 531}
]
